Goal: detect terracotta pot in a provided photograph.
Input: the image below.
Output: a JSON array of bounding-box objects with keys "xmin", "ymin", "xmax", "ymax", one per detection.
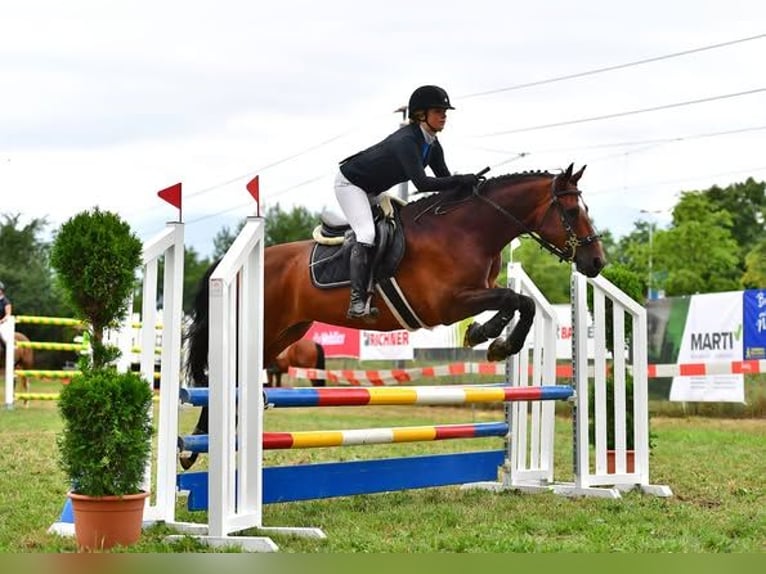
[
  {"xmin": 606, "ymin": 450, "xmax": 635, "ymax": 474},
  {"xmin": 68, "ymin": 491, "xmax": 149, "ymax": 551}
]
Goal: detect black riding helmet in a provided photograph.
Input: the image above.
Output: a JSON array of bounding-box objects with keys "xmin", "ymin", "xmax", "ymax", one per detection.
[{"xmin": 408, "ymin": 85, "xmax": 454, "ymax": 118}]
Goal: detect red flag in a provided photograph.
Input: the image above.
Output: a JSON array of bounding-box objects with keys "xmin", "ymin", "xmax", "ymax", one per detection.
[
  {"xmin": 246, "ymin": 175, "xmax": 260, "ymax": 215},
  {"xmin": 157, "ymin": 182, "xmax": 182, "ymax": 210}
]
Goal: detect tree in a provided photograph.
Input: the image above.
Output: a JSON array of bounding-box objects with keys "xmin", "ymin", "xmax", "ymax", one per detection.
[
  {"xmin": 0, "ymin": 213, "xmax": 67, "ymax": 317},
  {"xmin": 212, "ymin": 203, "xmax": 319, "ymax": 259},
  {"xmin": 211, "ymin": 223, "xmax": 242, "ymax": 261},
  {"xmin": 50, "ymin": 208, "xmax": 143, "ymax": 367},
  {"xmin": 741, "ymin": 239, "xmax": 766, "ymax": 289},
  {"xmin": 510, "ymin": 238, "xmax": 572, "ymax": 303},
  {"xmin": 653, "ymin": 194, "xmax": 740, "ymax": 296},
  {"xmin": 263, "ymin": 203, "xmax": 317, "ymax": 246},
  {"xmin": 704, "ymin": 178, "xmax": 766, "ymax": 263}
]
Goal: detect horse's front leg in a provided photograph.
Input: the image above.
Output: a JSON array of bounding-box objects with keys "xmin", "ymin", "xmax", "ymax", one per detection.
[{"xmin": 458, "ymin": 287, "xmax": 535, "ymax": 361}]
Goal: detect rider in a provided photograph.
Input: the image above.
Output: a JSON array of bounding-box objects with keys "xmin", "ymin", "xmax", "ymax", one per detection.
[
  {"xmin": 335, "ymin": 85, "xmax": 482, "ymax": 320},
  {"xmin": 0, "ymin": 281, "xmax": 12, "ymax": 353}
]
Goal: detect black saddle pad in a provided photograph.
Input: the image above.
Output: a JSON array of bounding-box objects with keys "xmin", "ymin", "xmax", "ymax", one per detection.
[{"xmin": 309, "ymin": 208, "xmax": 406, "ymax": 289}]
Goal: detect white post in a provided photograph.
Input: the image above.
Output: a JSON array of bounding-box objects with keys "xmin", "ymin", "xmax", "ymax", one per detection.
[
  {"xmin": 166, "ymin": 216, "xmax": 324, "ymax": 551},
  {"xmin": 4, "ymin": 315, "xmax": 16, "ymax": 409},
  {"xmin": 141, "ymin": 222, "xmax": 186, "ymax": 524},
  {"xmin": 562, "ymin": 270, "xmax": 671, "ymax": 498}
]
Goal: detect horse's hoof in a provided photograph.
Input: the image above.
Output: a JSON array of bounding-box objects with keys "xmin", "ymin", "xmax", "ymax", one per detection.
[
  {"xmin": 463, "ymin": 322, "xmax": 488, "ymax": 348},
  {"xmin": 486, "ymin": 338, "xmax": 507, "ymax": 362}
]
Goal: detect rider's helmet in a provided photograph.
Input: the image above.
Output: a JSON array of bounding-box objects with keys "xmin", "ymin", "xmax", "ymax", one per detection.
[
  {"xmin": 408, "ymin": 85, "xmax": 454, "ymax": 118},
  {"xmin": 0, "ymin": 281, "xmax": 5, "ymax": 291}
]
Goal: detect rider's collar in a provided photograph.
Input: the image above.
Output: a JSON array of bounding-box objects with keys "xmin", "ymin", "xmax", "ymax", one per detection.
[{"xmin": 419, "ymin": 124, "xmax": 436, "ymax": 145}]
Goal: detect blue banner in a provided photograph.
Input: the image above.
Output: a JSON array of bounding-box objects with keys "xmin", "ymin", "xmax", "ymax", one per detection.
[{"xmin": 743, "ymin": 290, "xmax": 766, "ymax": 360}]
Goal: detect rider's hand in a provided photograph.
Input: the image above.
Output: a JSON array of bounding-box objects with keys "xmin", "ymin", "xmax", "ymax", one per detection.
[{"xmin": 457, "ymin": 173, "xmax": 481, "ymax": 188}]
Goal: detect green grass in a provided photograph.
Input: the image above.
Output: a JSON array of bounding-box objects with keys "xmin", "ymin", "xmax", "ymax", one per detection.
[{"xmin": 1, "ymin": 390, "xmax": 765, "ymax": 553}]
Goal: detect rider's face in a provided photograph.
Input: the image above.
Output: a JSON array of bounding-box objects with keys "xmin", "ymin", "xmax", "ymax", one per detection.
[{"xmin": 425, "ymin": 108, "xmax": 447, "ymax": 132}]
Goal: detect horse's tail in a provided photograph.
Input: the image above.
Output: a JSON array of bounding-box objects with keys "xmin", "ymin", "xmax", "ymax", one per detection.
[
  {"xmin": 184, "ymin": 259, "xmax": 221, "ymax": 388},
  {"xmin": 179, "ymin": 259, "xmax": 220, "ymax": 470},
  {"xmin": 310, "ymin": 342, "xmax": 326, "ymax": 387}
]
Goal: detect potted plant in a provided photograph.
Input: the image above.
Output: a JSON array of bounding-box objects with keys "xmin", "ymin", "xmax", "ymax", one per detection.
[{"xmin": 50, "ymin": 208, "xmax": 151, "ymax": 551}]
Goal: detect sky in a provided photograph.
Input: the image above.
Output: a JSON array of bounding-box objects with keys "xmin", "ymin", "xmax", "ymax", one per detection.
[{"xmin": 2, "ymin": 1, "xmax": 765, "ymax": 259}]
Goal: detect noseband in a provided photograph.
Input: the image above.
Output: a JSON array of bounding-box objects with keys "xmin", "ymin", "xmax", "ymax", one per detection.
[{"xmin": 474, "ymin": 175, "xmax": 600, "ymax": 262}]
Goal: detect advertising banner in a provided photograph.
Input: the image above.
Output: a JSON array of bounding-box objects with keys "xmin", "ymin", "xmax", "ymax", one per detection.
[
  {"xmin": 743, "ymin": 289, "xmax": 766, "ymax": 360},
  {"xmin": 360, "ymin": 329, "xmax": 414, "ymax": 361},
  {"xmin": 303, "ymin": 322, "xmax": 359, "ymax": 358},
  {"xmin": 667, "ymin": 291, "xmax": 744, "ymax": 402},
  {"xmin": 409, "ymin": 323, "xmax": 460, "ymax": 349}
]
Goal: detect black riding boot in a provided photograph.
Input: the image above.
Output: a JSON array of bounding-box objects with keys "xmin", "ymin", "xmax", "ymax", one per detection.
[{"xmin": 347, "ymin": 242, "xmax": 378, "ymax": 320}]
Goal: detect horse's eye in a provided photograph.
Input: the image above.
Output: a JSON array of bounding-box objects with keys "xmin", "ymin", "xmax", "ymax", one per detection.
[{"xmin": 566, "ymin": 207, "xmax": 580, "ymax": 219}]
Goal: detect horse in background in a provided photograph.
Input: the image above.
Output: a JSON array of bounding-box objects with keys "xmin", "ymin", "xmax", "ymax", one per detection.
[
  {"xmin": 0, "ymin": 332, "xmax": 35, "ymax": 403},
  {"xmin": 266, "ymin": 339, "xmax": 325, "ymax": 387}
]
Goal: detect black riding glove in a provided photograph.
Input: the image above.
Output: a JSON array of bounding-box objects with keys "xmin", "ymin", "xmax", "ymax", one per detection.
[{"xmin": 456, "ymin": 173, "xmax": 481, "ymax": 188}]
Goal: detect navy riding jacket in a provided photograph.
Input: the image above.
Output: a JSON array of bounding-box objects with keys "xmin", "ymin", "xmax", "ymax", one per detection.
[{"xmin": 340, "ymin": 123, "xmax": 463, "ymax": 196}]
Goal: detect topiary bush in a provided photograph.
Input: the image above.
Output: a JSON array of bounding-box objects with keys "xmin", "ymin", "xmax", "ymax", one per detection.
[
  {"xmin": 50, "ymin": 207, "xmax": 153, "ymax": 498},
  {"xmin": 57, "ymin": 369, "xmax": 153, "ymax": 496},
  {"xmin": 50, "ymin": 207, "xmax": 142, "ymax": 368}
]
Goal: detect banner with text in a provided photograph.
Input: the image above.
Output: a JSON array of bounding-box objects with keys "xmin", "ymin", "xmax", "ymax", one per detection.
[
  {"xmin": 668, "ymin": 291, "xmax": 744, "ymax": 402},
  {"xmin": 743, "ymin": 289, "xmax": 766, "ymax": 360},
  {"xmin": 360, "ymin": 329, "xmax": 414, "ymax": 360},
  {"xmin": 304, "ymin": 322, "xmax": 360, "ymax": 358}
]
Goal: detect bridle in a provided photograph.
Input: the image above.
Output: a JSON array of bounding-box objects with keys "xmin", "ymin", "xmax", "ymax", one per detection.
[{"xmin": 473, "ymin": 174, "xmax": 601, "ymax": 262}]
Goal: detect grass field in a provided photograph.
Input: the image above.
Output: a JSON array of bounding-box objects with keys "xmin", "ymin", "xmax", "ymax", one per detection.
[{"xmin": 1, "ymin": 379, "xmax": 765, "ymax": 553}]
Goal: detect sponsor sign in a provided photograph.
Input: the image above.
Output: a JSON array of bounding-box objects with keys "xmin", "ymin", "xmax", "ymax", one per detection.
[
  {"xmin": 360, "ymin": 329, "xmax": 414, "ymax": 361},
  {"xmin": 303, "ymin": 322, "xmax": 360, "ymax": 358},
  {"xmin": 669, "ymin": 291, "xmax": 744, "ymax": 402},
  {"xmin": 743, "ymin": 289, "xmax": 766, "ymax": 360}
]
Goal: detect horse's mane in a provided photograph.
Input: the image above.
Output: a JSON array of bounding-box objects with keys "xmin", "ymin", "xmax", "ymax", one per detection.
[{"xmin": 404, "ymin": 170, "xmax": 555, "ymax": 211}]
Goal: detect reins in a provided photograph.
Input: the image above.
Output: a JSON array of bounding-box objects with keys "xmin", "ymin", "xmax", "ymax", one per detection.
[
  {"xmin": 410, "ymin": 172, "xmax": 599, "ymax": 262},
  {"xmin": 472, "ymin": 175, "xmax": 600, "ymax": 262}
]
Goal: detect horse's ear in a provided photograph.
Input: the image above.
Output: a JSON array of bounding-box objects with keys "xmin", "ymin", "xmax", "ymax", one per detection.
[
  {"xmin": 556, "ymin": 163, "xmax": 574, "ymax": 190},
  {"xmin": 571, "ymin": 164, "xmax": 587, "ymax": 185}
]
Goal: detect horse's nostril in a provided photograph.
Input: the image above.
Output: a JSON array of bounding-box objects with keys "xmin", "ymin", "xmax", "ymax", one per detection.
[
  {"xmin": 593, "ymin": 257, "xmax": 604, "ymax": 273},
  {"xmin": 594, "ymin": 257, "xmax": 604, "ymax": 272}
]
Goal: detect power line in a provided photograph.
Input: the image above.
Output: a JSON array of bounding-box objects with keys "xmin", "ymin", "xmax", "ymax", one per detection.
[
  {"xmin": 186, "ymin": 131, "xmax": 354, "ymax": 200},
  {"xmin": 465, "ymin": 124, "xmax": 766, "ymax": 157},
  {"xmin": 175, "ymin": 34, "xmax": 766, "ymax": 203},
  {"xmin": 186, "ymin": 173, "xmax": 328, "ymax": 225},
  {"xmin": 480, "ymin": 88, "xmax": 766, "ymax": 137},
  {"xmin": 589, "ymin": 165, "xmax": 766, "ymax": 196},
  {"xmin": 461, "ymin": 33, "xmax": 766, "ymax": 99}
]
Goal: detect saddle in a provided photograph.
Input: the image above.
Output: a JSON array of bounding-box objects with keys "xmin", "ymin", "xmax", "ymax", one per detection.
[{"xmin": 309, "ymin": 194, "xmax": 406, "ymax": 289}]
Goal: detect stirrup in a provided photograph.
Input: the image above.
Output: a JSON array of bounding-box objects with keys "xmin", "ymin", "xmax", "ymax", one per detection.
[{"xmin": 347, "ymin": 298, "xmax": 379, "ymax": 323}]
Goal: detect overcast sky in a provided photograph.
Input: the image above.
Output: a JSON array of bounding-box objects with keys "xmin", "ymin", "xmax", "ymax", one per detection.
[{"xmin": 2, "ymin": 1, "xmax": 765, "ymax": 258}]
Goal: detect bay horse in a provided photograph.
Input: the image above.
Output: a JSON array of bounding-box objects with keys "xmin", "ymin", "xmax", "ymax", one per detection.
[
  {"xmin": 0, "ymin": 332, "xmax": 35, "ymax": 402},
  {"xmin": 266, "ymin": 339, "xmax": 326, "ymax": 387},
  {"xmin": 179, "ymin": 164, "xmax": 604, "ymax": 469}
]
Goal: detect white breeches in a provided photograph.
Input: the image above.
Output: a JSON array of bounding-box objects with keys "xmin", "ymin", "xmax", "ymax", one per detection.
[
  {"xmin": 0, "ymin": 321, "xmax": 10, "ymax": 344},
  {"xmin": 334, "ymin": 171, "xmax": 376, "ymax": 245}
]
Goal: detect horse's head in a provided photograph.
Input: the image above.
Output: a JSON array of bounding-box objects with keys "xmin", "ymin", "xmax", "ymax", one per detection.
[{"xmin": 526, "ymin": 164, "xmax": 605, "ymax": 277}]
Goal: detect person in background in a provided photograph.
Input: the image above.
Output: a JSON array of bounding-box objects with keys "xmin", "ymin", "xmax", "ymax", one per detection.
[
  {"xmin": 335, "ymin": 85, "xmax": 483, "ymax": 320},
  {"xmin": 0, "ymin": 281, "xmax": 12, "ymax": 352}
]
